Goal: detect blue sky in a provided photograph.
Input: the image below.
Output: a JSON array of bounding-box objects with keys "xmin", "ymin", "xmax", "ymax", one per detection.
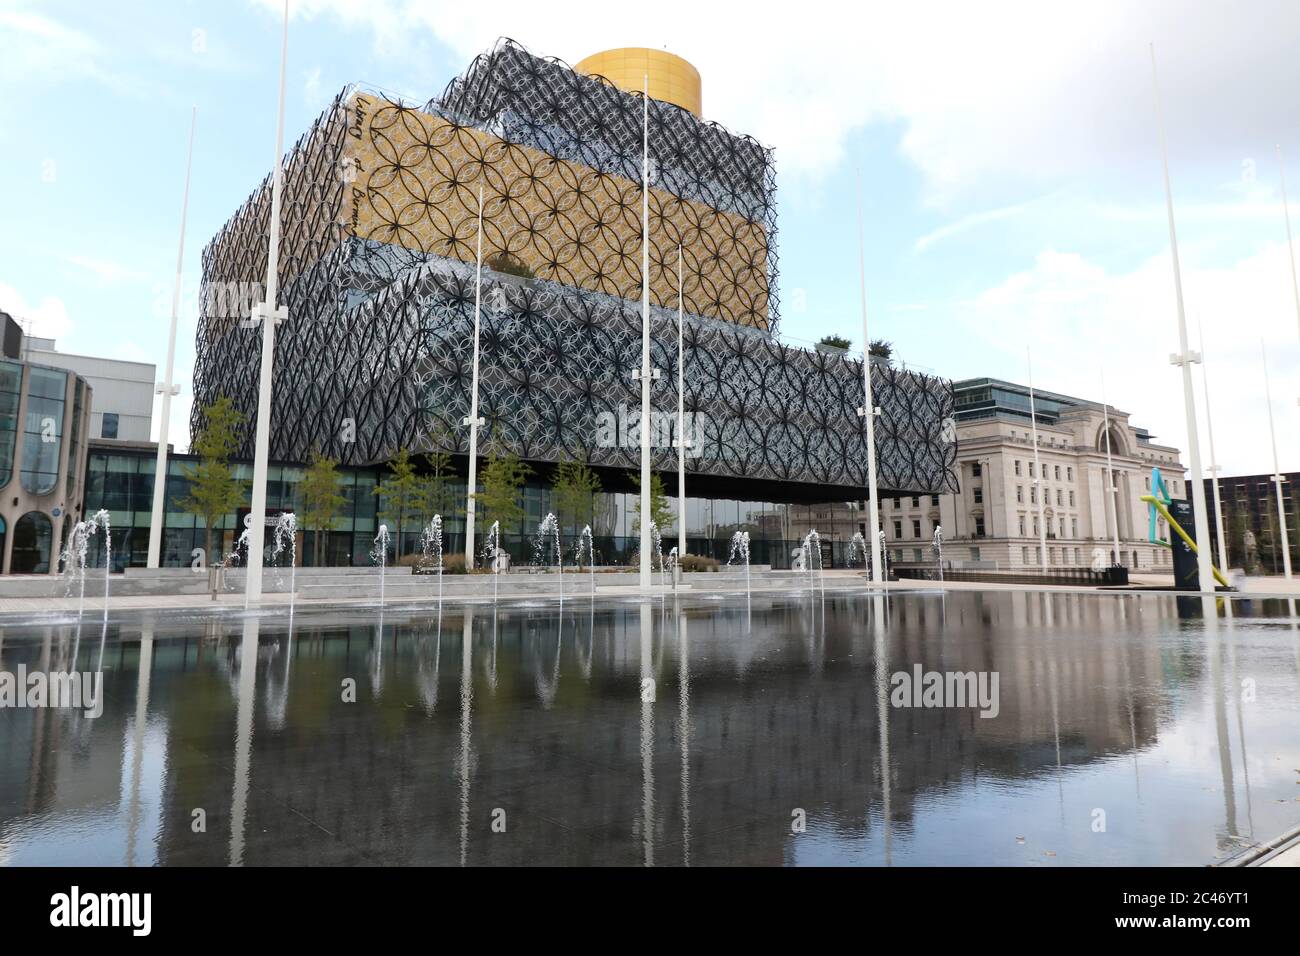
[{"xmin": 2, "ymin": 0, "xmax": 1299, "ymax": 474}]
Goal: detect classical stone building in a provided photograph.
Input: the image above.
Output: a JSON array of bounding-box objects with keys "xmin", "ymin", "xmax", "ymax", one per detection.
[{"xmin": 887, "ymin": 378, "xmax": 1187, "ymax": 572}]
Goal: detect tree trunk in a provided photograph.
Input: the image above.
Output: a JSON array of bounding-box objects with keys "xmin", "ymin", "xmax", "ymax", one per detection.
[{"xmin": 206, "ymin": 525, "xmax": 216, "ymax": 601}]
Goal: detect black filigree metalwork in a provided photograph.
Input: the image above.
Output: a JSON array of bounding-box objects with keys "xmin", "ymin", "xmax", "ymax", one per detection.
[{"xmin": 192, "ymin": 40, "xmax": 958, "ymax": 497}]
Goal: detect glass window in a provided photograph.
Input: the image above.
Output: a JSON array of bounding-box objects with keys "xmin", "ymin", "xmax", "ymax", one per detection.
[
  {"xmin": 101, "ymin": 412, "xmax": 119, "ymax": 440},
  {"xmin": 911, "ymin": 519, "xmax": 921, "ymax": 537},
  {"xmin": 0, "ymin": 361, "xmax": 21, "ymax": 487},
  {"xmin": 11, "ymin": 511, "xmax": 53, "ymax": 573},
  {"xmin": 66, "ymin": 381, "xmax": 84, "ymax": 497},
  {"xmin": 21, "ymin": 367, "xmax": 67, "ymax": 496}
]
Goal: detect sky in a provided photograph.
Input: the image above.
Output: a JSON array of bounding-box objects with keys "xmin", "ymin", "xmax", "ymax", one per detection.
[{"xmin": 2, "ymin": 0, "xmax": 1299, "ymax": 475}]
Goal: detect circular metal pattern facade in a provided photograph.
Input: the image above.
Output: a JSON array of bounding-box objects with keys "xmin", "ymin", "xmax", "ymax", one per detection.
[{"xmin": 192, "ymin": 41, "xmax": 957, "ymax": 497}]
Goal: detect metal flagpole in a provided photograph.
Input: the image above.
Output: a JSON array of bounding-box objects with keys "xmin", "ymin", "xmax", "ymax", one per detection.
[
  {"xmin": 1028, "ymin": 349, "xmax": 1047, "ymax": 572},
  {"xmin": 675, "ymin": 244, "xmax": 688, "ymax": 562},
  {"xmin": 147, "ymin": 105, "xmax": 196, "ymax": 569},
  {"xmin": 1198, "ymin": 317, "xmax": 1229, "ymax": 575},
  {"xmin": 1150, "ymin": 42, "xmax": 1215, "ymax": 593},
  {"xmin": 637, "ymin": 76, "xmax": 654, "ymax": 588},
  {"xmin": 245, "ymin": 1, "xmax": 290, "ymax": 602},
  {"xmin": 1261, "ymin": 341, "xmax": 1293, "ymax": 578},
  {"xmin": 855, "ymin": 168, "xmax": 884, "ymax": 586},
  {"xmin": 1101, "ymin": 370, "xmax": 1122, "ymax": 567},
  {"xmin": 464, "ymin": 187, "xmax": 485, "ymax": 566},
  {"xmin": 1278, "ymin": 145, "xmax": 1300, "ymax": 349}
]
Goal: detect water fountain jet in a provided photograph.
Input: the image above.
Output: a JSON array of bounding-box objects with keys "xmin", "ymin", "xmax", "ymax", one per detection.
[
  {"xmin": 370, "ymin": 525, "xmax": 390, "ymax": 608},
  {"xmin": 727, "ymin": 531, "xmax": 751, "ymax": 597}
]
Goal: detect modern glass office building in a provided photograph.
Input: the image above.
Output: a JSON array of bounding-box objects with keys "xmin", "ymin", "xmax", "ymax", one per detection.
[
  {"xmin": 0, "ymin": 354, "xmax": 92, "ymax": 574},
  {"xmin": 1203, "ymin": 471, "xmax": 1300, "ymax": 574}
]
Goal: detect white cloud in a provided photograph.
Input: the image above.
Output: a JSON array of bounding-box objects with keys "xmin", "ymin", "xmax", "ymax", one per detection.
[
  {"xmin": 251, "ymin": 0, "xmax": 1300, "ymax": 205},
  {"xmin": 66, "ymin": 255, "xmax": 149, "ymax": 285},
  {"xmin": 914, "ymin": 199, "xmax": 1038, "ymax": 253},
  {"xmin": 0, "ymin": 281, "xmax": 74, "ymax": 341},
  {"xmin": 960, "ymin": 244, "xmax": 1300, "ymax": 476},
  {"xmin": 303, "ymin": 65, "xmax": 323, "ymax": 106},
  {"xmin": 0, "ymin": 3, "xmax": 156, "ymax": 98}
]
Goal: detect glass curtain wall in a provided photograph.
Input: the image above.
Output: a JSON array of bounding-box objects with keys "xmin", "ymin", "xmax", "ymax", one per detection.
[{"xmin": 83, "ymin": 447, "xmax": 877, "ymax": 570}]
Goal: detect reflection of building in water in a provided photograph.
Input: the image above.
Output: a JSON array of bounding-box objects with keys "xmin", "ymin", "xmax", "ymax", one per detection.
[{"xmin": 2, "ymin": 595, "xmax": 1182, "ymax": 865}]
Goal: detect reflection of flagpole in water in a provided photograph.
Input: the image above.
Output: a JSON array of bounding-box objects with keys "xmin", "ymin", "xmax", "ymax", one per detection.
[
  {"xmin": 460, "ymin": 608, "xmax": 474, "ymax": 867},
  {"xmin": 871, "ymin": 594, "xmax": 891, "ymax": 865},
  {"xmin": 126, "ymin": 625, "xmax": 154, "ymax": 867},
  {"xmin": 677, "ymin": 604, "xmax": 691, "ymax": 866},
  {"xmin": 1204, "ymin": 595, "xmax": 1237, "ymax": 841},
  {"xmin": 1291, "ymin": 598, "xmax": 1299, "ymax": 683},
  {"xmin": 1045, "ymin": 596, "xmax": 1064, "ymax": 822},
  {"xmin": 487, "ymin": 605, "xmax": 499, "ymax": 692},
  {"xmin": 640, "ymin": 603, "xmax": 655, "ymax": 866},
  {"xmin": 1117, "ymin": 598, "xmax": 1141, "ymax": 800},
  {"xmin": 1223, "ymin": 599, "xmax": 1254, "ymax": 838},
  {"xmin": 229, "ymin": 617, "xmax": 260, "ymax": 866}
]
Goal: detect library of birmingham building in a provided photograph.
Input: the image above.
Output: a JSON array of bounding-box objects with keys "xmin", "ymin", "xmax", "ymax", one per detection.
[{"xmin": 177, "ymin": 40, "xmax": 956, "ymax": 567}]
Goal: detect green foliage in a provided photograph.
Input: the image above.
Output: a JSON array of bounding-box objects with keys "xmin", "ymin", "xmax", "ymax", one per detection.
[
  {"xmin": 817, "ymin": 334, "xmax": 851, "ymax": 350},
  {"xmin": 551, "ymin": 458, "xmax": 601, "ymax": 534},
  {"xmin": 180, "ymin": 396, "xmax": 248, "ymax": 569},
  {"xmin": 413, "ymin": 448, "xmax": 454, "ymax": 527},
  {"xmin": 476, "ymin": 450, "xmax": 532, "ymax": 532},
  {"xmin": 375, "ymin": 447, "xmax": 420, "ymax": 557},
  {"xmin": 868, "ymin": 339, "xmax": 894, "ymax": 365},
  {"xmin": 300, "ymin": 447, "xmax": 346, "ymax": 566},
  {"xmin": 629, "ymin": 471, "xmax": 673, "ymax": 536}
]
